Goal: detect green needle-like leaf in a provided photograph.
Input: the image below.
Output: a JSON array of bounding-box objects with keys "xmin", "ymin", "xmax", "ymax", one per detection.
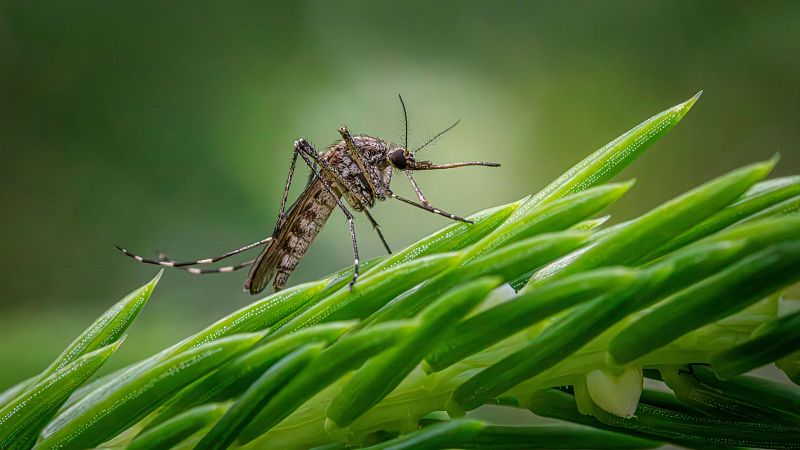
[
  {"xmin": 272, "ymin": 253, "xmax": 460, "ymax": 337},
  {"xmin": 327, "ymin": 277, "xmax": 501, "ymax": 428},
  {"xmin": 173, "ymin": 280, "xmax": 327, "ymax": 352},
  {"xmin": 451, "ymin": 269, "xmax": 668, "ymax": 411},
  {"xmin": 312, "ymin": 200, "xmax": 523, "ymax": 303},
  {"xmin": 450, "ymin": 241, "xmax": 745, "ymax": 410},
  {"xmin": 633, "ymin": 241, "xmax": 746, "ymax": 304},
  {"xmin": 570, "ymin": 215, "xmax": 611, "ymax": 232},
  {"xmin": 743, "ymin": 175, "xmax": 800, "ymax": 198},
  {"xmin": 361, "ymin": 418, "xmax": 485, "ymax": 450},
  {"xmin": 37, "ymin": 272, "xmax": 159, "ymax": 389},
  {"xmin": 461, "ymin": 92, "xmax": 700, "ymax": 268},
  {"xmin": 711, "ymin": 307, "xmax": 800, "ymax": 379},
  {"xmin": 321, "ymin": 181, "xmax": 628, "ymax": 332},
  {"xmin": 238, "ymin": 321, "xmax": 416, "ymax": 443},
  {"xmin": 65, "ymin": 279, "xmax": 328, "ymax": 411},
  {"xmin": 0, "ymin": 340, "xmax": 122, "ymax": 449},
  {"xmin": 426, "ymin": 267, "xmax": 637, "ymax": 372},
  {"xmin": 0, "ymin": 275, "xmax": 157, "ymax": 449},
  {"xmin": 530, "ymin": 157, "xmax": 776, "ymax": 285},
  {"xmin": 638, "ymin": 387, "xmax": 697, "ymax": 415},
  {"xmin": 646, "ymin": 174, "xmax": 800, "ymax": 259},
  {"xmin": 365, "ymin": 199, "xmax": 524, "ymax": 275},
  {"xmin": 739, "ymin": 193, "xmax": 800, "ymax": 224},
  {"xmin": 524, "ymin": 388, "xmax": 800, "ymax": 449},
  {"xmin": 777, "ymin": 354, "xmax": 800, "ymax": 387},
  {"xmin": 661, "ymin": 365, "xmax": 800, "ymax": 424},
  {"xmin": 367, "ymin": 231, "xmax": 589, "ymax": 324},
  {"xmin": 515, "ymin": 92, "xmax": 701, "ymax": 217},
  {"xmin": 692, "ymin": 365, "xmax": 800, "ymax": 421},
  {"xmin": 463, "ymin": 423, "xmax": 659, "ymax": 449},
  {"xmin": 0, "ymin": 379, "xmax": 35, "ymax": 408},
  {"xmin": 701, "ymin": 214, "xmax": 800, "ymax": 248},
  {"xmin": 452, "ymin": 242, "xmax": 748, "ymax": 410},
  {"xmin": 150, "ymin": 321, "xmax": 355, "ymax": 429},
  {"xmin": 128, "ymin": 403, "xmax": 227, "ymax": 450},
  {"xmin": 38, "ymin": 332, "xmax": 264, "ymax": 450},
  {"xmin": 64, "ymin": 279, "xmax": 328, "ymax": 412},
  {"xmin": 465, "ymin": 181, "xmax": 633, "ymax": 258},
  {"xmin": 610, "ymin": 241, "xmax": 800, "ymax": 365},
  {"xmin": 195, "ymin": 344, "xmax": 323, "ymax": 450}
]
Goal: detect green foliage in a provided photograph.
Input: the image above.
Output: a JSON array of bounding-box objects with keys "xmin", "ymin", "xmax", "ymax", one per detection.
[
  {"xmin": 3, "ymin": 93, "xmax": 800, "ymax": 449},
  {"xmin": 129, "ymin": 404, "xmax": 227, "ymax": 450},
  {"xmin": 0, "ymin": 342, "xmax": 122, "ymax": 449}
]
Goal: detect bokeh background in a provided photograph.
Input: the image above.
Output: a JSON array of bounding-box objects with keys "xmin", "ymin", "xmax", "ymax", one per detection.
[{"xmin": 1, "ymin": 1, "xmax": 798, "ymax": 389}]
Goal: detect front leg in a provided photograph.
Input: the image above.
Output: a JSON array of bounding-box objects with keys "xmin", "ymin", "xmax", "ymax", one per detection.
[
  {"xmin": 404, "ymin": 171, "xmax": 430, "ymax": 206},
  {"xmin": 338, "ymin": 126, "xmax": 383, "ymax": 198},
  {"xmin": 389, "ymin": 191, "xmax": 473, "ymax": 224},
  {"xmin": 294, "ymin": 139, "xmax": 363, "ymax": 289},
  {"xmin": 275, "ymin": 148, "xmax": 299, "ymax": 232}
]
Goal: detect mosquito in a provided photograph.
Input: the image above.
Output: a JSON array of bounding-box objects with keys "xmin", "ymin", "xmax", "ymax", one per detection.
[{"xmin": 118, "ymin": 96, "xmax": 500, "ymax": 294}]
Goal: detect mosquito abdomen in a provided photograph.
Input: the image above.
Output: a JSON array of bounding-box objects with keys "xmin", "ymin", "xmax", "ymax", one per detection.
[{"xmin": 272, "ymin": 180, "xmax": 338, "ymax": 290}]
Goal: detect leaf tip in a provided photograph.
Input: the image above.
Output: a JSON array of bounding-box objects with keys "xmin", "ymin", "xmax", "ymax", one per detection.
[
  {"xmin": 618, "ymin": 178, "xmax": 637, "ymax": 192},
  {"xmin": 148, "ymin": 269, "xmax": 164, "ymax": 289},
  {"xmin": 132, "ymin": 270, "xmax": 163, "ymax": 308},
  {"xmin": 768, "ymin": 151, "xmax": 782, "ymax": 167},
  {"xmin": 672, "ymin": 90, "xmax": 703, "ymax": 118},
  {"xmin": 751, "ymin": 153, "xmax": 780, "ymax": 179},
  {"xmin": 686, "ymin": 89, "xmax": 703, "ymax": 108},
  {"xmin": 111, "ymin": 334, "xmax": 128, "ymax": 351}
]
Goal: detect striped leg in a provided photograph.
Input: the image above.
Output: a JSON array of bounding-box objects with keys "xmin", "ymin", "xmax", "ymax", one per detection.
[
  {"xmin": 390, "ymin": 192, "xmax": 472, "ymax": 224},
  {"xmin": 115, "ymin": 237, "xmax": 271, "ymax": 269},
  {"xmin": 152, "ymin": 251, "xmax": 256, "ymax": 275},
  {"xmin": 181, "ymin": 259, "xmax": 255, "ymax": 274}
]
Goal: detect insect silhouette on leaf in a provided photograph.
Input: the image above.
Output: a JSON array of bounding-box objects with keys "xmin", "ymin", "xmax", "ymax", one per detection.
[{"xmin": 118, "ymin": 96, "xmax": 500, "ymax": 294}]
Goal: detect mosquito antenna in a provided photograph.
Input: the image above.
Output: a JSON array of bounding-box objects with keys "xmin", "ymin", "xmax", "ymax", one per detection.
[
  {"xmin": 412, "ymin": 119, "xmax": 461, "ymax": 154},
  {"xmin": 398, "ymin": 94, "xmax": 409, "ymax": 150}
]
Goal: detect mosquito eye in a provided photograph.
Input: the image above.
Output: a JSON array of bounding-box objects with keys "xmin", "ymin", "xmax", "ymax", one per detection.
[{"xmin": 389, "ymin": 149, "xmax": 407, "ymax": 169}]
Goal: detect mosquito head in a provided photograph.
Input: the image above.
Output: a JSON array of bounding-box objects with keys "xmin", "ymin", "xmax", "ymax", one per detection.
[
  {"xmin": 388, "ymin": 147, "xmax": 415, "ymax": 170},
  {"xmin": 390, "ymin": 95, "xmax": 500, "ymax": 171}
]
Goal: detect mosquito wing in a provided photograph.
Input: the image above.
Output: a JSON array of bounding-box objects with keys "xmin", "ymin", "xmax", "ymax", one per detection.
[
  {"xmin": 244, "ymin": 177, "xmax": 337, "ymax": 294},
  {"xmin": 243, "ymin": 237, "xmax": 281, "ymax": 295}
]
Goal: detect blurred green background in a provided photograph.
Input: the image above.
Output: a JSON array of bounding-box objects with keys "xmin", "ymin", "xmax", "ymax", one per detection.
[{"xmin": 1, "ymin": 1, "xmax": 798, "ymax": 389}]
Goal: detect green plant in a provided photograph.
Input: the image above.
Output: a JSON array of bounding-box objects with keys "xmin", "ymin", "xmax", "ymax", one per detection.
[{"xmin": 3, "ymin": 92, "xmax": 800, "ymax": 449}]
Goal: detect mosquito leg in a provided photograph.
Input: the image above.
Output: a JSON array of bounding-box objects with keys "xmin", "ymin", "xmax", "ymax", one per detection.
[
  {"xmin": 338, "ymin": 126, "xmax": 380, "ymax": 196},
  {"xmin": 276, "ymin": 148, "xmax": 300, "ymax": 231},
  {"xmin": 294, "ymin": 138, "xmax": 361, "ymax": 204},
  {"xmin": 364, "ymin": 209, "xmax": 392, "ymax": 254},
  {"xmin": 404, "ymin": 171, "xmax": 430, "ymax": 206},
  {"xmin": 294, "ymin": 139, "xmax": 362, "ymax": 289},
  {"xmin": 345, "ymin": 215, "xmax": 360, "ymax": 290},
  {"xmin": 182, "ymin": 259, "xmax": 255, "ymax": 274},
  {"xmin": 390, "ymin": 192, "xmax": 473, "ymax": 224},
  {"xmin": 115, "ymin": 237, "xmax": 271, "ymax": 268}
]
